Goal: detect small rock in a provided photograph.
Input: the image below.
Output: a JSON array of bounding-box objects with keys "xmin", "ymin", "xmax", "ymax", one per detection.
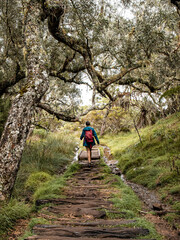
[{"xmin": 152, "ymin": 203, "xmax": 163, "ymax": 211}]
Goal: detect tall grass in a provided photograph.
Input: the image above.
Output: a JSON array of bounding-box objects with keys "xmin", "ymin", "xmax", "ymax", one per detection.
[
  {"xmin": 101, "ymin": 112, "xmax": 180, "ymax": 225},
  {"xmin": 0, "ymin": 200, "xmax": 31, "ymax": 238},
  {"xmin": 0, "ymin": 129, "xmax": 78, "ymax": 238},
  {"xmin": 13, "ymin": 130, "xmax": 77, "ymax": 199}
]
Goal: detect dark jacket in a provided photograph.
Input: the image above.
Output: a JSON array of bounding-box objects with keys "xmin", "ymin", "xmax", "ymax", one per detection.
[{"xmin": 80, "ymin": 126, "xmax": 99, "ymax": 147}]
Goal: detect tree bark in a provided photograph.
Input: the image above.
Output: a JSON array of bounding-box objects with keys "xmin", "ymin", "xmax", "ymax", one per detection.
[
  {"xmin": 0, "ymin": 0, "xmax": 49, "ymax": 200},
  {"xmin": 100, "ymin": 104, "xmax": 112, "ymax": 136}
]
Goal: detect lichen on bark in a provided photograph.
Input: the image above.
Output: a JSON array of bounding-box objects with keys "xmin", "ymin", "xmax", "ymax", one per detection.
[{"xmin": 0, "ymin": 0, "xmax": 49, "ymax": 200}]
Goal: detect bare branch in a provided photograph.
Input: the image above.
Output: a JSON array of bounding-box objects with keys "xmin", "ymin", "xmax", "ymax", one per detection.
[
  {"xmin": 102, "ymin": 65, "xmax": 143, "ymax": 88},
  {"xmin": 49, "ymin": 71, "xmax": 92, "ymax": 88},
  {"xmin": 78, "ymin": 103, "xmax": 110, "ymax": 118},
  {"xmin": 37, "ymin": 103, "xmax": 79, "ymax": 122},
  {"xmin": 37, "ymin": 101, "xmax": 111, "ymax": 122}
]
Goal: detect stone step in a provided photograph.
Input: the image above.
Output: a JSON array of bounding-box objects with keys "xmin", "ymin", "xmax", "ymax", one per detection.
[
  {"xmin": 32, "ymin": 225, "xmax": 150, "ymax": 238},
  {"xmin": 26, "ymin": 236, "xmax": 155, "ymax": 240},
  {"xmin": 78, "ymin": 148, "xmax": 100, "ymax": 160},
  {"xmin": 43, "ymin": 219, "xmax": 137, "ymax": 227},
  {"xmin": 36, "ymin": 197, "xmax": 112, "ymax": 206}
]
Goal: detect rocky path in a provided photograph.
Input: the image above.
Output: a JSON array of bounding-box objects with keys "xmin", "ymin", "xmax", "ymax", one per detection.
[{"xmin": 25, "ymin": 158, "xmax": 155, "ymax": 240}]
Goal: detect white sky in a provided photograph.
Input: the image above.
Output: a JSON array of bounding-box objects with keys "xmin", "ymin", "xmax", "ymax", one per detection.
[{"xmin": 79, "ymin": 83, "xmax": 92, "ymax": 106}]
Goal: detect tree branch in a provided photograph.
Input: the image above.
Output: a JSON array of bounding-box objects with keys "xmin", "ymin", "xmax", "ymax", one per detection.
[
  {"xmin": 0, "ymin": 63, "xmax": 25, "ymax": 97},
  {"xmin": 47, "ymin": 2, "xmax": 87, "ymax": 56},
  {"xmin": 37, "ymin": 103, "xmax": 79, "ymax": 122},
  {"xmin": 49, "ymin": 71, "xmax": 92, "ymax": 88},
  {"xmin": 37, "ymin": 102, "xmax": 111, "ymax": 122},
  {"xmin": 102, "ymin": 64, "xmax": 143, "ymax": 88},
  {"xmin": 77, "ymin": 102, "xmax": 110, "ymax": 117}
]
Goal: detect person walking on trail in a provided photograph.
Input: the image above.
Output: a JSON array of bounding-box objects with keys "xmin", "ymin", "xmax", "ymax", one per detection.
[{"xmin": 80, "ymin": 121, "xmax": 99, "ymax": 165}]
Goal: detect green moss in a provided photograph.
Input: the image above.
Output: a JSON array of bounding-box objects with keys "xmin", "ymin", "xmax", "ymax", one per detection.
[
  {"xmin": 28, "ymin": 217, "xmax": 50, "ymax": 231},
  {"xmin": 25, "ymin": 172, "xmax": 52, "ymax": 192},
  {"xmin": 33, "ymin": 162, "xmax": 80, "ymax": 201}
]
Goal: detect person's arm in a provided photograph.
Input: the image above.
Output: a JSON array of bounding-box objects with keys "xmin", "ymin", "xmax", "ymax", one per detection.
[
  {"xmin": 92, "ymin": 128, "xmax": 99, "ymax": 144},
  {"xmin": 80, "ymin": 129, "xmax": 85, "ymax": 140}
]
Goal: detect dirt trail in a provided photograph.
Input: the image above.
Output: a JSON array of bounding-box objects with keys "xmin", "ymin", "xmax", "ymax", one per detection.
[{"xmin": 25, "ymin": 157, "xmax": 155, "ymax": 240}]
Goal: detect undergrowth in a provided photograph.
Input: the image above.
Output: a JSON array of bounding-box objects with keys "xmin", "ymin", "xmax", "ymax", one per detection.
[
  {"xmin": 0, "ymin": 200, "xmax": 31, "ymax": 238},
  {"xmin": 18, "ymin": 217, "xmax": 50, "ymax": 240},
  {"xmin": 33, "ymin": 162, "xmax": 80, "ymax": 201},
  {"xmin": 13, "ymin": 129, "xmax": 77, "ymax": 199},
  {"xmin": 101, "ymin": 112, "xmax": 180, "ymax": 228},
  {"xmin": 0, "ymin": 129, "xmax": 78, "ymax": 239},
  {"xmin": 101, "ymin": 161, "xmax": 162, "ymax": 240}
]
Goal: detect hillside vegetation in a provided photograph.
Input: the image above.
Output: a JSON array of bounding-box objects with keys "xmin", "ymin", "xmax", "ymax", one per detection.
[
  {"xmin": 102, "ymin": 112, "xmax": 180, "ymax": 225},
  {"xmin": 0, "ymin": 129, "xmax": 78, "ymax": 238}
]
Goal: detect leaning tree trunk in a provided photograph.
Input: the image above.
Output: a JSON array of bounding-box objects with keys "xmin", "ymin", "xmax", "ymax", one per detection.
[
  {"xmin": 0, "ymin": 1, "xmax": 49, "ymax": 200},
  {"xmin": 100, "ymin": 104, "xmax": 111, "ymax": 136}
]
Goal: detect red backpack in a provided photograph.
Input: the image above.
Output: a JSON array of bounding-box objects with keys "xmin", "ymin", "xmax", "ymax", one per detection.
[{"xmin": 85, "ymin": 129, "xmax": 94, "ymax": 143}]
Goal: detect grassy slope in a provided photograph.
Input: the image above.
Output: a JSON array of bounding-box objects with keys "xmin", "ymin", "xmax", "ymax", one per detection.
[
  {"xmin": 0, "ymin": 129, "xmax": 79, "ymax": 238},
  {"xmin": 101, "ymin": 112, "xmax": 180, "ymax": 225}
]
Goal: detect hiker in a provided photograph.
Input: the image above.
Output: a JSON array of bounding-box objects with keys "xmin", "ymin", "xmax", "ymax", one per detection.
[{"xmin": 80, "ymin": 121, "xmax": 99, "ymax": 165}]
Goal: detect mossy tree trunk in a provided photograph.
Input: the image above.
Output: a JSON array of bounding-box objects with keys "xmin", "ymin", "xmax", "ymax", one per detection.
[
  {"xmin": 100, "ymin": 104, "xmax": 111, "ymax": 136},
  {"xmin": 0, "ymin": 0, "xmax": 49, "ymax": 200}
]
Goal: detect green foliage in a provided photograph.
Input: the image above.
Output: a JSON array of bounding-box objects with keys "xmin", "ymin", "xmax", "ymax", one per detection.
[
  {"xmin": 0, "ymin": 200, "xmax": 31, "ymax": 237},
  {"xmin": 160, "ymin": 86, "xmax": 180, "ymax": 101},
  {"xmin": 101, "ymin": 162, "xmax": 161, "ymax": 239},
  {"xmin": 18, "ymin": 217, "xmax": 50, "ymax": 240},
  {"xmin": 109, "ymin": 176, "xmax": 141, "ymax": 217},
  {"xmin": 132, "ymin": 218, "xmax": 163, "ymax": 240},
  {"xmin": 101, "ymin": 112, "xmax": 180, "ymax": 223},
  {"xmin": 13, "ymin": 131, "xmax": 77, "ymax": 199},
  {"xmin": 25, "ymin": 172, "xmax": 52, "ymax": 192},
  {"xmin": 63, "ymin": 162, "xmax": 81, "ymax": 178},
  {"xmin": 18, "ymin": 231, "xmax": 33, "ymax": 240},
  {"xmin": 33, "ymin": 162, "xmax": 80, "ymax": 201},
  {"xmin": 28, "ymin": 217, "xmax": 50, "ymax": 231},
  {"xmin": 33, "ymin": 176, "xmax": 66, "ymax": 201},
  {"xmin": 0, "ymin": 129, "xmax": 78, "ymax": 238},
  {"xmin": 32, "ymin": 129, "xmax": 48, "ymax": 139},
  {"xmin": 172, "ymin": 201, "xmax": 180, "ymax": 212},
  {"xmin": 169, "ymin": 185, "xmax": 180, "ymax": 195}
]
